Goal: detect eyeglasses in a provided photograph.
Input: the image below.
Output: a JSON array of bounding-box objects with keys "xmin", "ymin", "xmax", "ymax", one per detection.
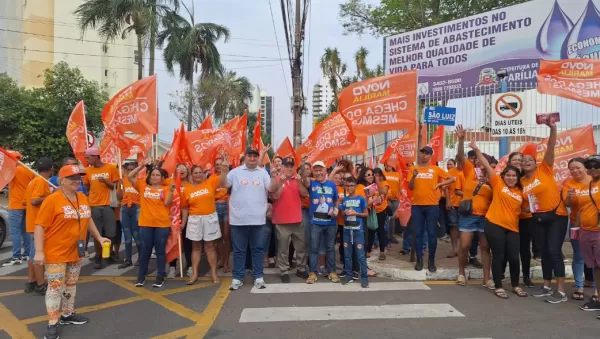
[
  {"xmin": 365, "ymin": 174, "xmax": 373, "ymax": 177},
  {"xmin": 585, "ymin": 163, "xmax": 600, "ymax": 170}
]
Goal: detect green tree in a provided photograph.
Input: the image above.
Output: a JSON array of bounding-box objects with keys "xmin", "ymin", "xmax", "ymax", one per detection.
[
  {"xmin": 320, "ymin": 48, "xmax": 347, "ymax": 109},
  {"xmin": 0, "ymin": 62, "xmax": 108, "ymax": 164},
  {"xmin": 339, "ymin": 0, "xmax": 529, "ymax": 37},
  {"xmin": 354, "ymin": 46, "xmax": 369, "ymax": 80},
  {"xmin": 158, "ymin": 3, "xmax": 230, "ymax": 130}
]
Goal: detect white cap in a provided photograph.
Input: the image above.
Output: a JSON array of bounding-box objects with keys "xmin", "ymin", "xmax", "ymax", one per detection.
[{"xmin": 311, "ymin": 161, "xmax": 326, "ymax": 168}]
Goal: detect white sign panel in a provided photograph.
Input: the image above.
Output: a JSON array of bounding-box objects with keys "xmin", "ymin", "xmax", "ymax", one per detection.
[
  {"xmin": 491, "ymin": 92, "xmax": 527, "ymax": 137},
  {"xmin": 384, "ymin": 0, "xmax": 600, "ymax": 96}
]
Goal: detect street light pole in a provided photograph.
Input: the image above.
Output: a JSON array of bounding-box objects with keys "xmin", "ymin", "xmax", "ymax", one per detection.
[{"xmin": 292, "ymin": 0, "xmax": 303, "ymax": 147}]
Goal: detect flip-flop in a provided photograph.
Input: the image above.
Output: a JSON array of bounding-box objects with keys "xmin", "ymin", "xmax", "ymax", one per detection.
[
  {"xmin": 572, "ymin": 291, "xmax": 585, "ymax": 300},
  {"xmin": 212, "ymin": 278, "xmax": 221, "ymax": 284},
  {"xmin": 494, "ymin": 289, "xmax": 509, "ymax": 299}
]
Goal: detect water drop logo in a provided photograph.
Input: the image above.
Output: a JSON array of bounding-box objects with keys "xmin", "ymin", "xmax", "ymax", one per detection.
[
  {"xmin": 536, "ymin": 0, "xmax": 574, "ymax": 58},
  {"xmin": 561, "ymin": 0, "xmax": 600, "ymax": 59}
]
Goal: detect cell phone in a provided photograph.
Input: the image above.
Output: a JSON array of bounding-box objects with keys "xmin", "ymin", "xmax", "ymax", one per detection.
[
  {"xmin": 536, "ymin": 112, "xmax": 560, "ymax": 124},
  {"xmin": 77, "ymin": 240, "xmax": 86, "ymax": 258}
]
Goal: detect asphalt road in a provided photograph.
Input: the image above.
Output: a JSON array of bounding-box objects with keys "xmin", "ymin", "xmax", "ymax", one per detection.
[{"xmin": 0, "ymin": 241, "xmax": 599, "ymax": 339}]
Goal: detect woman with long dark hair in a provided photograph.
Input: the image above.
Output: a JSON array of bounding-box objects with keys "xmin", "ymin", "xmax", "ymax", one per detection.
[
  {"xmin": 370, "ymin": 168, "xmax": 390, "ymax": 260},
  {"xmin": 168, "ymin": 164, "xmax": 192, "ymax": 278}
]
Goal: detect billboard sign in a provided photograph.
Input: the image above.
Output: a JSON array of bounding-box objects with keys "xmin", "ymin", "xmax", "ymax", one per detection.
[{"xmin": 384, "ymin": 0, "xmax": 600, "ymax": 97}]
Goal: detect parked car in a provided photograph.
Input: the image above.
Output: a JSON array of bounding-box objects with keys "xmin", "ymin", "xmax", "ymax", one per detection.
[{"xmin": 0, "ymin": 206, "xmax": 7, "ymax": 248}]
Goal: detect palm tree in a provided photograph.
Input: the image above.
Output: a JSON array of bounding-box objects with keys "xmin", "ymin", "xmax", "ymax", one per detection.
[
  {"xmin": 158, "ymin": 3, "xmax": 230, "ymax": 130},
  {"xmin": 354, "ymin": 46, "xmax": 369, "ymax": 80},
  {"xmin": 210, "ymin": 70, "xmax": 253, "ymax": 123},
  {"xmin": 320, "ymin": 47, "xmax": 347, "ymax": 110}
]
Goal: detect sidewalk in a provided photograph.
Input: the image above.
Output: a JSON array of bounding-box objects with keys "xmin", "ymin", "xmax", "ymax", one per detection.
[{"xmin": 367, "ymin": 236, "xmax": 574, "ymax": 281}]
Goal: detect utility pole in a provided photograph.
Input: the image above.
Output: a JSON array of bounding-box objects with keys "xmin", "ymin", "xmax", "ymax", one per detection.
[{"xmin": 292, "ymin": 0, "xmax": 304, "ymax": 147}]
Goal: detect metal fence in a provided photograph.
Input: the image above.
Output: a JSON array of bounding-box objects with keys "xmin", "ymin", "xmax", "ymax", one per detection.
[{"xmin": 350, "ymin": 81, "xmax": 600, "ymax": 166}]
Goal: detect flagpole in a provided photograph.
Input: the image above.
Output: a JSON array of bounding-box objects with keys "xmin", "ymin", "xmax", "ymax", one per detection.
[
  {"xmin": 117, "ymin": 149, "xmax": 123, "ymax": 179},
  {"xmin": 18, "ymin": 161, "xmax": 58, "ymax": 189},
  {"xmin": 178, "ymin": 234, "xmax": 183, "ymax": 278}
]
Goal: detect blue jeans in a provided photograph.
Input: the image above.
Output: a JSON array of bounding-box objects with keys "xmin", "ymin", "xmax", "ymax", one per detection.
[
  {"xmin": 8, "ymin": 209, "xmax": 29, "ymax": 259},
  {"xmin": 411, "ymin": 205, "xmax": 440, "ymax": 260},
  {"xmin": 231, "ymin": 225, "xmax": 264, "ymax": 281},
  {"xmin": 309, "ymin": 224, "xmax": 337, "ymax": 273},
  {"xmin": 343, "ymin": 228, "xmax": 368, "ymax": 284},
  {"xmin": 402, "ymin": 220, "xmax": 428, "ymax": 252},
  {"xmin": 302, "ymin": 208, "xmax": 311, "ymax": 255},
  {"xmin": 121, "ymin": 205, "xmax": 140, "ymax": 262},
  {"xmin": 137, "ymin": 226, "xmax": 170, "ymax": 280}
]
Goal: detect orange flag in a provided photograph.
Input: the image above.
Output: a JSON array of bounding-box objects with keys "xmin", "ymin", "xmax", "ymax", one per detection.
[
  {"xmin": 537, "ymin": 59, "xmax": 600, "ymax": 107},
  {"xmin": 260, "ymin": 137, "xmax": 270, "ymax": 164},
  {"xmin": 162, "ymin": 124, "xmax": 185, "ymax": 177},
  {"xmin": 198, "ymin": 115, "xmax": 213, "ymax": 130},
  {"xmin": 231, "ymin": 112, "xmax": 248, "ymax": 167},
  {"xmin": 276, "ymin": 137, "xmax": 299, "ymax": 165},
  {"xmin": 252, "ymin": 109, "xmax": 262, "ymax": 152},
  {"xmin": 99, "ymin": 133, "xmax": 119, "ymax": 165},
  {"xmin": 102, "ymin": 75, "xmax": 158, "ymax": 137},
  {"xmin": 186, "ymin": 127, "xmax": 233, "ymax": 169},
  {"xmin": 66, "ymin": 100, "xmax": 89, "ymax": 166},
  {"xmin": 495, "ymin": 125, "xmax": 596, "ymax": 183},
  {"xmin": 298, "ymin": 112, "xmax": 357, "ymax": 164},
  {"xmin": 346, "ymin": 136, "xmax": 368, "ymax": 156},
  {"xmin": 379, "ymin": 128, "xmax": 418, "ymax": 168},
  {"xmin": 166, "ymin": 172, "xmax": 182, "ymax": 264},
  {"xmin": 427, "ymin": 125, "xmax": 444, "ymax": 164},
  {"xmin": 127, "ymin": 134, "xmax": 153, "ymax": 158},
  {"xmin": 0, "ymin": 147, "xmax": 19, "ymax": 189},
  {"xmin": 338, "ymin": 70, "xmax": 417, "ymax": 136}
]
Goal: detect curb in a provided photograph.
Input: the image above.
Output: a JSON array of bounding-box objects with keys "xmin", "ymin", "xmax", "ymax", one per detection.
[{"xmin": 369, "ymin": 261, "xmax": 575, "ymax": 281}]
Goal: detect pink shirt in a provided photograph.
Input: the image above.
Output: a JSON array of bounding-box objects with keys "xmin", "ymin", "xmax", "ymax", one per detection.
[{"xmin": 271, "ymin": 177, "xmax": 303, "ymax": 225}]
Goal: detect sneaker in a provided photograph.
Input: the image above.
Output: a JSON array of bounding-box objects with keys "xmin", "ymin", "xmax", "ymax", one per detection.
[
  {"xmin": 280, "ymin": 274, "xmax": 290, "ymax": 283},
  {"xmin": 361, "ymin": 281, "xmax": 369, "ymax": 288},
  {"xmin": 328, "ymin": 272, "xmax": 340, "ymax": 283},
  {"xmin": 24, "ymin": 281, "xmax": 36, "ymax": 294},
  {"xmin": 523, "ymin": 277, "xmax": 535, "ymax": 288},
  {"xmin": 352, "ymin": 271, "xmax": 359, "ymax": 280},
  {"xmin": 21, "ymin": 256, "xmax": 29, "ymax": 261},
  {"xmin": 318, "ymin": 266, "xmax": 328, "ymax": 276},
  {"xmin": 533, "ymin": 286, "xmax": 553, "ymax": 298},
  {"xmin": 44, "ymin": 323, "xmax": 59, "ymax": 339},
  {"xmin": 254, "ymin": 277, "xmax": 267, "ymax": 289},
  {"xmin": 306, "ymin": 272, "xmax": 318, "ymax": 284},
  {"xmin": 341, "ymin": 276, "xmax": 354, "ymax": 285},
  {"xmin": 60, "ymin": 313, "xmax": 89, "ymax": 325},
  {"xmin": 546, "ymin": 291, "xmax": 567, "ymax": 304},
  {"xmin": 469, "ymin": 258, "xmax": 483, "ymax": 269},
  {"xmin": 581, "ymin": 300, "xmax": 600, "ymax": 311},
  {"xmin": 229, "ymin": 279, "xmax": 244, "ymax": 290},
  {"xmin": 187, "ymin": 267, "xmax": 193, "ymax": 277},
  {"xmin": 34, "ymin": 282, "xmax": 48, "ymax": 296},
  {"xmin": 118, "ymin": 260, "xmax": 132, "ymax": 269},
  {"xmin": 167, "ymin": 267, "xmax": 176, "ymax": 279},
  {"xmin": 134, "ymin": 279, "xmax": 145, "ymax": 287},
  {"xmin": 94, "ymin": 258, "xmax": 103, "ymax": 269},
  {"xmin": 151, "ymin": 253, "xmax": 157, "ymax": 259},
  {"xmin": 295, "ymin": 270, "xmax": 308, "ymax": 279},
  {"xmin": 2, "ymin": 258, "xmax": 22, "ymax": 266},
  {"xmin": 338, "ymin": 271, "xmax": 347, "ymax": 278},
  {"xmin": 152, "ymin": 276, "xmax": 165, "ymax": 288}
]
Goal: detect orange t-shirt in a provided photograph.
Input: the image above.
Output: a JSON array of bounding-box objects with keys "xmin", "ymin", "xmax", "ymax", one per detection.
[
  {"xmin": 374, "ymin": 180, "xmax": 390, "ymax": 213},
  {"xmin": 561, "ymin": 178, "xmax": 590, "ymax": 226},
  {"xmin": 212, "ymin": 175, "xmax": 230, "ymax": 202},
  {"xmin": 521, "ymin": 162, "xmax": 567, "ymax": 216},
  {"xmin": 575, "ymin": 179, "xmax": 600, "ymax": 231},
  {"xmin": 336, "ymin": 186, "xmax": 346, "ymax": 225},
  {"xmin": 35, "ymin": 191, "xmax": 91, "ymax": 264},
  {"xmin": 461, "ymin": 161, "xmax": 492, "ymax": 216},
  {"xmin": 485, "ymin": 175, "xmax": 523, "ymax": 233},
  {"xmin": 25, "ymin": 177, "xmax": 52, "ymax": 232},
  {"xmin": 84, "ymin": 164, "xmax": 119, "ymax": 206},
  {"xmin": 407, "ymin": 165, "xmax": 449, "ymax": 206},
  {"xmin": 121, "ymin": 177, "xmax": 140, "ymax": 207},
  {"xmin": 135, "ymin": 181, "xmax": 171, "ymax": 227},
  {"xmin": 181, "ymin": 178, "xmax": 220, "ymax": 216},
  {"xmin": 8, "ymin": 166, "xmax": 35, "ymax": 210},
  {"xmin": 356, "ymin": 184, "xmax": 366, "ymax": 199},
  {"xmin": 383, "ymin": 171, "xmax": 401, "ymax": 201},
  {"xmin": 447, "ymin": 168, "xmax": 464, "ymax": 207}
]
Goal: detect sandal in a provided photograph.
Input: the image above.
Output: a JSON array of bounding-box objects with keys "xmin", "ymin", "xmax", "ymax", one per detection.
[
  {"xmin": 223, "ymin": 267, "xmax": 231, "ymax": 273},
  {"xmin": 513, "ymin": 287, "xmax": 528, "ymax": 297},
  {"xmin": 572, "ymin": 291, "xmax": 585, "ymax": 300},
  {"xmin": 212, "ymin": 278, "xmax": 221, "ymax": 284},
  {"xmin": 367, "ymin": 269, "xmax": 378, "ymax": 277},
  {"xmin": 494, "ymin": 289, "xmax": 509, "ymax": 299},
  {"xmin": 186, "ymin": 277, "xmax": 197, "ymax": 285},
  {"xmin": 456, "ymin": 275, "xmax": 466, "ymax": 286},
  {"xmin": 379, "ymin": 253, "xmax": 386, "ymax": 260},
  {"xmin": 483, "ymin": 280, "xmax": 495, "ymax": 290}
]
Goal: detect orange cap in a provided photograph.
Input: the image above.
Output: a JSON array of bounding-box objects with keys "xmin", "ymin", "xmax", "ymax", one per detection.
[
  {"xmin": 522, "ymin": 143, "xmax": 537, "ymax": 158},
  {"xmin": 58, "ymin": 165, "xmax": 86, "ymax": 178}
]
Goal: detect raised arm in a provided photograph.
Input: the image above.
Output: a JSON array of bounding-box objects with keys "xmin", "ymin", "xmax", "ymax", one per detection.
[
  {"xmin": 543, "ymin": 119, "xmax": 557, "ymax": 166},
  {"xmin": 455, "ymin": 124, "xmax": 466, "ymax": 167},
  {"xmin": 328, "ymin": 164, "xmax": 344, "ymax": 181},
  {"xmin": 128, "ymin": 159, "xmax": 151, "ymax": 182},
  {"xmin": 219, "ymin": 161, "xmax": 232, "ymax": 189},
  {"xmin": 469, "ymin": 140, "xmax": 494, "ymax": 179},
  {"xmin": 259, "ymin": 144, "xmax": 271, "ymax": 168}
]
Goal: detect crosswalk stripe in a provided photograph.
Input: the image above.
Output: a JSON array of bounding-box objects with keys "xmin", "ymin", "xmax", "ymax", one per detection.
[
  {"xmin": 239, "ymin": 304, "xmax": 465, "ymax": 322},
  {"xmin": 91, "ymin": 253, "xmax": 139, "ymax": 276},
  {"xmin": 0, "ymin": 250, "xmax": 15, "ymax": 262},
  {"xmin": 250, "ymin": 282, "xmax": 430, "ymax": 294}
]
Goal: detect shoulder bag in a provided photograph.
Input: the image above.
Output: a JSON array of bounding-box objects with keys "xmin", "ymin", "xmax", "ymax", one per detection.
[{"xmin": 457, "ymin": 182, "xmax": 483, "ymax": 216}]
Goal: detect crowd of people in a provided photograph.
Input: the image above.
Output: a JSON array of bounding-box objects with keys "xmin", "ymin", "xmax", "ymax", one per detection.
[{"xmin": 4, "ymin": 118, "xmax": 600, "ymax": 338}]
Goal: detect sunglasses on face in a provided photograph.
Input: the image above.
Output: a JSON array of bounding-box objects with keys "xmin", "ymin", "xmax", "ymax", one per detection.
[{"xmin": 585, "ymin": 162, "xmax": 600, "ymax": 170}]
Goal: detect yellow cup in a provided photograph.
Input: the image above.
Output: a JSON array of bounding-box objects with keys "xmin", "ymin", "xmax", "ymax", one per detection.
[{"xmin": 102, "ymin": 241, "xmax": 111, "ymax": 259}]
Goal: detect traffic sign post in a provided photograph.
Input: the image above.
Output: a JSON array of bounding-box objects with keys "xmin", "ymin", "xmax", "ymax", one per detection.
[
  {"xmin": 86, "ymin": 132, "xmax": 95, "ymax": 148},
  {"xmin": 491, "ymin": 91, "xmax": 527, "ymax": 138},
  {"xmin": 423, "ymin": 106, "xmax": 456, "ymax": 126}
]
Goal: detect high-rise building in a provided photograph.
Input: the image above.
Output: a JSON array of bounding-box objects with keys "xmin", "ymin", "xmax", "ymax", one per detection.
[
  {"xmin": 249, "ymin": 85, "xmax": 274, "ymax": 145},
  {"xmin": 312, "ymin": 77, "xmax": 335, "ymax": 123},
  {"xmin": 0, "ymin": 0, "xmax": 139, "ymax": 96}
]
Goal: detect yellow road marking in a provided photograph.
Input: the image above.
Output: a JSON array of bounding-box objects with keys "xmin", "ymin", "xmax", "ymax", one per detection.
[
  {"xmin": 158, "ymin": 282, "xmax": 214, "ymax": 296},
  {"xmin": 22, "ymin": 296, "xmax": 145, "ymax": 325},
  {"xmin": 0, "ymin": 290, "xmax": 24, "ymax": 297},
  {"xmin": 0, "ymin": 302, "xmax": 35, "ymax": 338},
  {"xmin": 108, "ymin": 278, "xmax": 203, "ymax": 322},
  {"xmin": 0, "ymin": 277, "xmax": 107, "ymax": 298},
  {"xmin": 150, "ymin": 278, "xmax": 232, "ymax": 339}
]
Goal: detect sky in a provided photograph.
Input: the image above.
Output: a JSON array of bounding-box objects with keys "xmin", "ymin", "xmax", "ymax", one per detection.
[{"xmin": 155, "ymin": 0, "xmax": 381, "ymax": 147}]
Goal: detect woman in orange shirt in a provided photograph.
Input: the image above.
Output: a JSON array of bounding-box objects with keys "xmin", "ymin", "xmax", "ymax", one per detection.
[
  {"xmin": 128, "ymin": 160, "xmax": 175, "ymax": 288},
  {"xmin": 168, "ymin": 164, "xmax": 193, "ymax": 278},
  {"xmin": 33, "ymin": 165, "xmax": 111, "ymax": 339},
  {"xmin": 470, "ymin": 140, "xmax": 526, "ymax": 299},
  {"xmin": 181, "ymin": 165, "xmax": 222, "ymax": 285},
  {"xmin": 117, "ymin": 162, "xmax": 141, "ymax": 268},
  {"xmin": 521, "ymin": 120, "xmax": 569, "ymax": 303},
  {"xmin": 370, "ymin": 168, "xmax": 390, "ymax": 260},
  {"xmin": 214, "ymin": 157, "xmax": 232, "ymax": 274}
]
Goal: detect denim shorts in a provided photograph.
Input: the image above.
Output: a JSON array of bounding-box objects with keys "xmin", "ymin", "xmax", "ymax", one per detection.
[
  {"xmin": 27, "ymin": 232, "xmax": 35, "ymax": 258},
  {"xmin": 447, "ymin": 207, "xmax": 459, "ymax": 227},
  {"xmin": 458, "ymin": 215, "xmax": 485, "ymax": 233},
  {"xmin": 216, "ymin": 202, "xmax": 228, "ymax": 223}
]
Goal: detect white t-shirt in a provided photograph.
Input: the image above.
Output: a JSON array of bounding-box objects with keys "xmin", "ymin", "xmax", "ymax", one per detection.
[{"xmin": 226, "ymin": 165, "xmax": 271, "ymax": 226}]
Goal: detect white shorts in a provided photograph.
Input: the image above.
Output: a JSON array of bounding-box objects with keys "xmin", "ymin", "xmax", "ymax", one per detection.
[{"xmin": 186, "ymin": 212, "xmax": 222, "ymax": 242}]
